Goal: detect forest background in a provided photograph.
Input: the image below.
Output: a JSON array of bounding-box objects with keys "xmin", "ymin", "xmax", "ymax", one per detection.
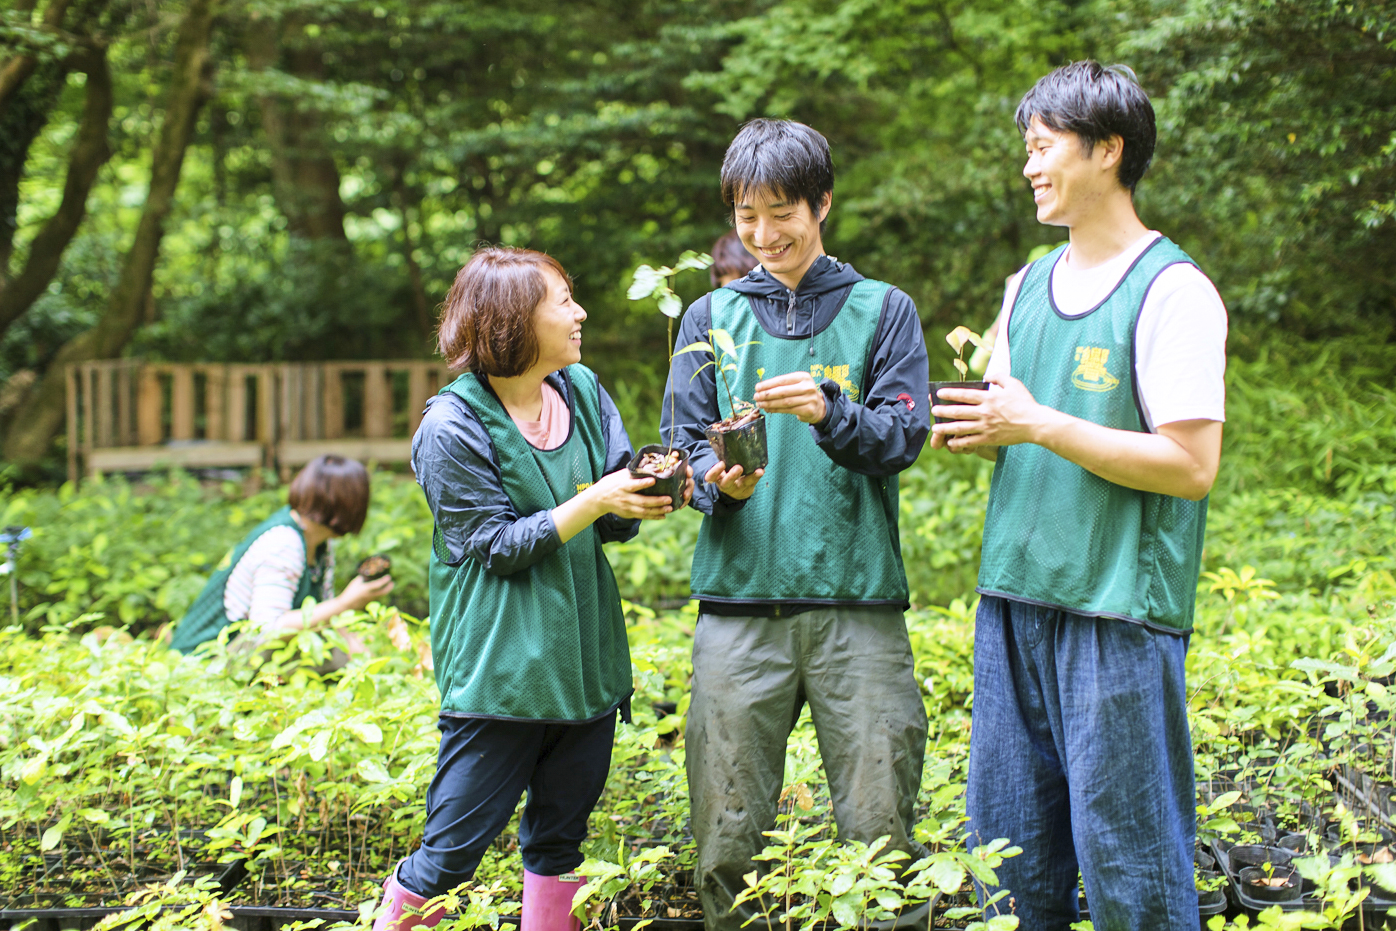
[{"xmin": 0, "ymin": 0, "xmax": 1394, "ymax": 478}]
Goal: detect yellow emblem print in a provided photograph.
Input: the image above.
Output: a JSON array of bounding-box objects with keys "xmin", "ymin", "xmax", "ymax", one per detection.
[
  {"xmin": 1071, "ymin": 346, "xmax": 1120, "ymax": 392},
  {"xmin": 810, "ymin": 363, "xmax": 859, "ymax": 402},
  {"xmin": 575, "ymin": 482, "xmax": 594, "ymax": 493}
]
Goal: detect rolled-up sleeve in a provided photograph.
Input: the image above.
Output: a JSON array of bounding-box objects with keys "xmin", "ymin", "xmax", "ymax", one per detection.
[{"xmin": 412, "ymin": 392, "xmax": 561, "ymax": 575}]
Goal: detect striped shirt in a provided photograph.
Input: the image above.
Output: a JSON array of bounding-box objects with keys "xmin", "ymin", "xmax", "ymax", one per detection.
[{"xmin": 222, "ymin": 525, "xmax": 335, "ymax": 632}]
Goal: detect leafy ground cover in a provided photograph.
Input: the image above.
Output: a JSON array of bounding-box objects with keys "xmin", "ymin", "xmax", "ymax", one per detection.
[{"xmin": 1, "ymin": 345, "xmax": 1395, "ymax": 929}]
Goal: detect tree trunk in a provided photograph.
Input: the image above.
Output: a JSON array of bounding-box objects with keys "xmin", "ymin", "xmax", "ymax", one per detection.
[
  {"xmin": 2, "ymin": 0, "xmax": 216, "ymax": 464},
  {"xmin": 245, "ymin": 13, "xmax": 347, "ymax": 240},
  {"xmin": 0, "ymin": 46, "xmax": 113, "ymax": 337},
  {"xmin": 0, "ymin": 0, "xmax": 110, "ymax": 286},
  {"xmin": 0, "ymin": 0, "xmax": 71, "ymax": 119}
]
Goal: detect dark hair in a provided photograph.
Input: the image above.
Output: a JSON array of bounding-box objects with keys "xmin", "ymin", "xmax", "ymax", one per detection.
[
  {"xmin": 288, "ymin": 455, "xmax": 370, "ymax": 536},
  {"xmin": 437, "ymin": 246, "xmax": 573, "ymax": 376},
  {"xmin": 1015, "ymin": 61, "xmax": 1156, "ymax": 192},
  {"xmin": 709, "ymin": 229, "xmax": 758, "ymax": 287},
  {"xmin": 720, "ymin": 119, "xmax": 834, "ymax": 224}
]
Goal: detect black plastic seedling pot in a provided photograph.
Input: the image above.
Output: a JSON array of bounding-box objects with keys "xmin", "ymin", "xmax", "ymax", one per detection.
[
  {"xmin": 929, "ymin": 380, "xmax": 989, "ymax": 425},
  {"xmin": 628, "ymin": 445, "xmax": 691, "ymax": 506},
  {"xmin": 1238, "ymin": 866, "xmax": 1302, "ymax": 904},
  {"xmin": 705, "ymin": 413, "xmax": 768, "ymax": 474},
  {"xmin": 356, "ymin": 554, "xmax": 392, "ymax": 581}
]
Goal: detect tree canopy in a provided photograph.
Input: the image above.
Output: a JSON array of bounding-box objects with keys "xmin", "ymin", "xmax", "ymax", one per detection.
[{"xmin": 0, "ymin": 0, "xmax": 1393, "ymax": 467}]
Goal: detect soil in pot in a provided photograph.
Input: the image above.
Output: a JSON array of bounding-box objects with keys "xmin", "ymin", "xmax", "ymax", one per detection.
[
  {"xmin": 929, "ymin": 381, "xmax": 989, "ymax": 425},
  {"xmin": 1239, "ymin": 866, "xmax": 1301, "ymax": 904},
  {"xmin": 704, "ymin": 409, "xmax": 767, "ymax": 474},
  {"xmin": 628, "ymin": 445, "xmax": 690, "ymax": 506},
  {"xmin": 356, "ymin": 554, "xmax": 392, "ymax": 581}
]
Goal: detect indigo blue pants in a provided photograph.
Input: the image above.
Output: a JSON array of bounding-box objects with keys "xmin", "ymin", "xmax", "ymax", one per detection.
[
  {"xmin": 396, "ymin": 711, "xmax": 616, "ymax": 897},
  {"xmin": 965, "ymin": 596, "xmax": 1196, "ymax": 931}
]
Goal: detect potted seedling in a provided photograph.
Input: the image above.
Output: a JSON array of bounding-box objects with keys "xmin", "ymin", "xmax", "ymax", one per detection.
[
  {"xmin": 354, "ymin": 555, "xmax": 391, "ymax": 581},
  {"xmin": 930, "ymin": 326, "xmax": 989, "ymax": 426},
  {"xmin": 675, "ymin": 327, "xmax": 767, "ymax": 474},
  {"xmin": 626, "ymin": 251, "xmax": 714, "ymax": 504},
  {"xmin": 1239, "ymin": 861, "xmax": 1301, "ymax": 903}
]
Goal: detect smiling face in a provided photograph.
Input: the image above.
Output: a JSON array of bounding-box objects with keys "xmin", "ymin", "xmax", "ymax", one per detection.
[
  {"xmin": 530, "ymin": 267, "xmax": 587, "ymax": 374},
  {"xmin": 733, "ymin": 188, "xmax": 831, "ymax": 291},
  {"xmin": 1022, "ymin": 116, "xmax": 1124, "ymax": 228}
]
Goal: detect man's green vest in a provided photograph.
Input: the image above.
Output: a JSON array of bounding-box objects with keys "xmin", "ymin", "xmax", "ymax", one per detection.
[
  {"xmin": 428, "ymin": 365, "xmax": 631, "ymax": 722},
  {"xmin": 690, "ymin": 281, "xmax": 910, "ymax": 608},
  {"xmin": 978, "ymin": 237, "xmax": 1208, "ymax": 633},
  {"xmin": 169, "ymin": 506, "xmax": 324, "ymax": 653}
]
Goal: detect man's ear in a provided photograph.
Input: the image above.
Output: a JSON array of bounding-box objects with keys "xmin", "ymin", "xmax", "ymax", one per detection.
[
  {"xmin": 1097, "ymin": 134, "xmax": 1125, "ymax": 174},
  {"xmin": 817, "ymin": 190, "xmax": 833, "ymax": 222}
]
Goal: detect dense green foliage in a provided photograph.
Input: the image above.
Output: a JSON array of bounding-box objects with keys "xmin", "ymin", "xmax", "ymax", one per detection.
[
  {"xmin": 1, "ymin": 336, "xmax": 1395, "ymax": 927},
  {"xmin": 1, "ymin": 0, "xmax": 1394, "ymax": 469}
]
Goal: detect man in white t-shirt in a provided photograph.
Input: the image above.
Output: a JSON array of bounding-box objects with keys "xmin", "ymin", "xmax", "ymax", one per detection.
[{"xmin": 930, "ymin": 61, "xmax": 1227, "ymax": 929}]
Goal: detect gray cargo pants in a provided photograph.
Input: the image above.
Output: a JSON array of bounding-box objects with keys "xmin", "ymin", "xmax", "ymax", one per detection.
[{"xmin": 686, "ymin": 606, "xmax": 930, "ymax": 931}]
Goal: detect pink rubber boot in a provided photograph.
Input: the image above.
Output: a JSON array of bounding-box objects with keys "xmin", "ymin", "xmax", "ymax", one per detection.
[
  {"xmin": 522, "ymin": 870, "xmax": 583, "ymax": 931},
  {"xmin": 371, "ymin": 866, "xmax": 446, "ymax": 931}
]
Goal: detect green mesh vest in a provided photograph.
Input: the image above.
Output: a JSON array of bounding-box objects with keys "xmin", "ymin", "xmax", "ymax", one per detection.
[
  {"xmin": 689, "ymin": 281, "xmax": 910, "ymax": 608},
  {"xmin": 978, "ymin": 237, "xmax": 1209, "ymax": 633},
  {"xmin": 428, "ymin": 365, "xmax": 631, "ymax": 722},
  {"xmin": 168, "ymin": 506, "xmax": 324, "ymax": 653}
]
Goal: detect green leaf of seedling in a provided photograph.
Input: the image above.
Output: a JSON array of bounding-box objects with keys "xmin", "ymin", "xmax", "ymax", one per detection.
[
  {"xmin": 308, "ymin": 730, "xmax": 331, "ymax": 762},
  {"xmin": 711, "ymin": 328, "xmax": 738, "ymax": 359},
  {"xmin": 674, "ymin": 341, "xmax": 712, "ymax": 356},
  {"xmin": 673, "ymin": 250, "xmax": 714, "ymax": 273},
  {"xmin": 627, "ymin": 265, "xmax": 665, "ymax": 301},
  {"xmin": 229, "ymin": 776, "xmax": 243, "ymax": 809},
  {"xmin": 657, "ymin": 289, "xmax": 683, "ymax": 319},
  {"xmin": 344, "ymin": 721, "xmax": 382, "ymax": 744},
  {"xmin": 1368, "ymin": 862, "xmax": 1396, "ymax": 892}
]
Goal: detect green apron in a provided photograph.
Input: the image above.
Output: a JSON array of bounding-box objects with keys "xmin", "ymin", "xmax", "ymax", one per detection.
[
  {"xmin": 690, "ymin": 281, "xmax": 910, "ymax": 609},
  {"xmin": 428, "ymin": 365, "xmax": 632, "ymax": 722},
  {"xmin": 169, "ymin": 506, "xmax": 325, "ymax": 653},
  {"xmin": 977, "ymin": 237, "xmax": 1208, "ymax": 633}
]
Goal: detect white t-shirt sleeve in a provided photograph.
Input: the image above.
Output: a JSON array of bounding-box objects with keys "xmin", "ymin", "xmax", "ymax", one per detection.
[
  {"xmin": 983, "ymin": 269, "xmax": 1026, "ymax": 384},
  {"xmin": 1134, "ymin": 264, "xmax": 1228, "ymax": 430}
]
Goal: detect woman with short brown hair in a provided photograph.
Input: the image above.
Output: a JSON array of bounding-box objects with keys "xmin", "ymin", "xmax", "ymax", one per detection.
[
  {"xmin": 168, "ymin": 455, "xmax": 392, "ymax": 656},
  {"xmin": 371, "ymin": 246, "xmax": 690, "ymax": 931}
]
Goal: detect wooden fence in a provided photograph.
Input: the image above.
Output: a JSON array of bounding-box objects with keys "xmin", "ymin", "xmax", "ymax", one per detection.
[{"xmin": 65, "ymin": 361, "xmax": 455, "ymax": 483}]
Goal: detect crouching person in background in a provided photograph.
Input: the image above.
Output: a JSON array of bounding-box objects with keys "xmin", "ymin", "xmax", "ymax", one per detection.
[
  {"xmin": 167, "ymin": 454, "xmax": 393, "ymax": 669},
  {"xmin": 371, "ymin": 246, "xmax": 692, "ymax": 931}
]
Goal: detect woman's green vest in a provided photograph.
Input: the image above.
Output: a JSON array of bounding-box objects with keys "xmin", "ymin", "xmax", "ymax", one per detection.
[
  {"xmin": 428, "ymin": 365, "xmax": 631, "ymax": 722},
  {"xmin": 168, "ymin": 506, "xmax": 324, "ymax": 653},
  {"xmin": 689, "ymin": 281, "xmax": 910, "ymax": 609},
  {"xmin": 977, "ymin": 237, "xmax": 1208, "ymax": 634}
]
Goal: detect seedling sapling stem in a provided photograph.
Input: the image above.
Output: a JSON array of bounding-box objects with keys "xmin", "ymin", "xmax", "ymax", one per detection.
[{"xmin": 628, "ymin": 251, "xmax": 714, "ymax": 452}]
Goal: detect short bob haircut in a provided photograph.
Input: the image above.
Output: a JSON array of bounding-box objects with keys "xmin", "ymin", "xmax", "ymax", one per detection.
[
  {"xmin": 1015, "ymin": 61, "xmax": 1157, "ymax": 192},
  {"xmin": 720, "ymin": 119, "xmax": 834, "ymax": 227},
  {"xmin": 437, "ymin": 246, "xmax": 573, "ymax": 377},
  {"xmin": 709, "ymin": 229, "xmax": 758, "ymax": 287},
  {"xmin": 288, "ymin": 455, "xmax": 370, "ymax": 536}
]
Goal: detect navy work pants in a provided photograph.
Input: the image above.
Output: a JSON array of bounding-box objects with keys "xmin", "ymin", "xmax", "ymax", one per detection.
[
  {"xmin": 966, "ymin": 595, "xmax": 1196, "ymax": 930},
  {"xmin": 396, "ymin": 711, "xmax": 616, "ymax": 897}
]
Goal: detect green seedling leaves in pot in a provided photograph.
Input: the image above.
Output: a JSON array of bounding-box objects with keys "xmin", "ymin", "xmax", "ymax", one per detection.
[{"xmin": 945, "ymin": 326, "xmax": 985, "ymax": 380}]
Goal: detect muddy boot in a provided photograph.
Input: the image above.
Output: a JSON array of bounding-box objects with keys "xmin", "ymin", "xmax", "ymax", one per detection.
[{"xmin": 522, "ymin": 870, "xmax": 582, "ymax": 931}]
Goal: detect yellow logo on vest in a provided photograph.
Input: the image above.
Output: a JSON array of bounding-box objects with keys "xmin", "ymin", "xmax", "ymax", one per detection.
[
  {"xmin": 810, "ymin": 363, "xmax": 859, "ymax": 401},
  {"xmin": 575, "ymin": 482, "xmax": 593, "ymax": 493},
  {"xmin": 1072, "ymin": 346, "xmax": 1120, "ymax": 392}
]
